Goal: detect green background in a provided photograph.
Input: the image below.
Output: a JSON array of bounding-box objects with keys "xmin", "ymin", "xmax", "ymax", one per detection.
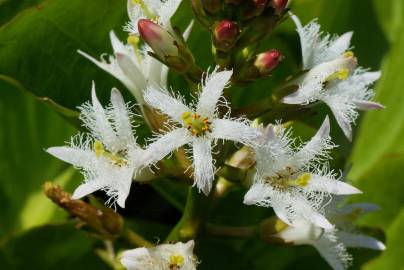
[{"xmin": 0, "ymin": 0, "xmax": 403, "ymax": 269}]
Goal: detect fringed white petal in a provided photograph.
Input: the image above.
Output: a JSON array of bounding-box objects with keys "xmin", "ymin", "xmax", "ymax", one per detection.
[
  {"xmin": 78, "ymin": 83, "xmax": 119, "ymax": 151},
  {"xmin": 293, "ymin": 116, "xmax": 334, "ymax": 168},
  {"xmin": 305, "ymin": 174, "xmax": 362, "ymax": 195},
  {"xmin": 291, "ymin": 194, "xmax": 333, "ymax": 229},
  {"xmin": 144, "ymin": 128, "xmax": 192, "ymax": 165},
  {"xmin": 116, "ymin": 52, "xmax": 147, "ymax": 104},
  {"xmin": 46, "ymin": 146, "xmax": 95, "ymax": 168},
  {"xmin": 313, "ymin": 232, "xmax": 352, "ymax": 270},
  {"xmin": 196, "ymin": 67, "xmax": 233, "ymax": 117},
  {"xmin": 157, "ymin": 0, "xmax": 182, "ymax": 27},
  {"xmin": 109, "ymin": 30, "xmax": 128, "ymax": 54},
  {"xmin": 110, "ymin": 88, "xmax": 137, "ymax": 146},
  {"xmin": 354, "ymin": 100, "xmax": 385, "ymax": 110},
  {"xmin": 144, "ymin": 87, "xmax": 191, "ymax": 123},
  {"xmin": 210, "ymin": 118, "xmax": 259, "ymax": 146},
  {"xmin": 243, "ymin": 181, "xmax": 274, "ymax": 207},
  {"xmin": 322, "ymin": 97, "xmax": 355, "ymax": 141},
  {"xmin": 121, "ymin": 247, "xmax": 158, "ymax": 270},
  {"xmin": 326, "ymin": 31, "xmax": 353, "ymax": 59},
  {"xmin": 72, "ymin": 181, "xmax": 103, "ymax": 200},
  {"xmin": 182, "ymin": 20, "xmax": 194, "ymax": 41},
  {"xmin": 78, "ymin": 50, "xmax": 135, "ymax": 94},
  {"xmin": 336, "ymin": 231, "xmax": 386, "ymax": 250},
  {"xmin": 192, "ymin": 138, "xmax": 215, "ymax": 195}
]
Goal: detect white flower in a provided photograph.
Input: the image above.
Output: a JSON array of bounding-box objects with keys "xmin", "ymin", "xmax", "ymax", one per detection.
[
  {"xmin": 121, "ymin": 240, "xmax": 197, "ymax": 270},
  {"xmin": 143, "ymin": 67, "xmax": 259, "ymax": 195},
  {"xmin": 275, "ymin": 203, "xmax": 385, "ymax": 270},
  {"xmin": 282, "ymin": 13, "xmax": 383, "ymax": 141},
  {"xmin": 124, "ymin": 0, "xmax": 183, "ymax": 35},
  {"xmin": 243, "ymin": 116, "xmax": 361, "ymax": 229},
  {"xmin": 47, "ymin": 83, "xmax": 148, "ymax": 208},
  {"xmin": 78, "ymin": 31, "xmax": 167, "ymax": 105}
]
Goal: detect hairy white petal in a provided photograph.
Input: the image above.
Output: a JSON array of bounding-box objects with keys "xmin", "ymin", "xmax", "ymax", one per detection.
[
  {"xmin": 121, "ymin": 247, "xmax": 159, "ymax": 270},
  {"xmin": 78, "ymin": 84, "xmax": 119, "ymax": 151},
  {"xmin": 354, "ymin": 100, "xmax": 385, "ymax": 110},
  {"xmin": 110, "ymin": 88, "xmax": 137, "ymax": 146},
  {"xmin": 46, "ymin": 146, "xmax": 95, "ymax": 168},
  {"xmin": 144, "ymin": 87, "xmax": 191, "ymax": 123},
  {"xmin": 243, "ymin": 181, "xmax": 273, "ymax": 206},
  {"xmin": 145, "ymin": 128, "xmax": 192, "ymax": 165},
  {"xmin": 293, "ymin": 116, "xmax": 334, "ymax": 168},
  {"xmin": 157, "ymin": 0, "xmax": 182, "ymax": 27},
  {"xmin": 116, "ymin": 52, "xmax": 147, "ymax": 104},
  {"xmin": 292, "ymin": 194, "xmax": 333, "ymax": 229},
  {"xmin": 326, "ymin": 31, "xmax": 353, "ymax": 58},
  {"xmin": 196, "ymin": 67, "xmax": 233, "ymax": 117},
  {"xmin": 72, "ymin": 181, "xmax": 103, "ymax": 200},
  {"xmin": 306, "ymin": 174, "xmax": 362, "ymax": 195},
  {"xmin": 322, "ymin": 97, "xmax": 355, "ymax": 141},
  {"xmin": 313, "ymin": 232, "xmax": 352, "ymax": 270},
  {"xmin": 192, "ymin": 138, "xmax": 214, "ymax": 195},
  {"xmin": 182, "ymin": 20, "xmax": 194, "ymax": 41},
  {"xmin": 336, "ymin": 231, "xmax": 386, "ymax": 250},
  {"xmin": 210, "ymin": 118, "xmax": 259, "ymax": 146}
]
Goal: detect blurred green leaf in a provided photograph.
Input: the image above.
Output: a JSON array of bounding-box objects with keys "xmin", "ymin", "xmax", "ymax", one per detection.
[
  {"xmin": 0, "ymin": 79, "xmax": 76, "ymax": 239},
  {"xmin": 0, "ymin": 0, "xmax": 129, "ymax": 110},
  {"xmin": 373, "ymin": 0, "xmax": 404, "ymax": 43},
  {"xmin": 0, "ymin": 224, "xmax": 110, "ymax": 270},
  {"xmin": 364, "ymin": 210, "xmax": 404, "ymax": 270},
  {"xmin": 0, "ymin": 0, "xmax": 42, "ymax": 25}
]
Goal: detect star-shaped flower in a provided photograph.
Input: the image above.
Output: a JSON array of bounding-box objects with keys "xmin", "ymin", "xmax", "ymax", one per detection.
[
  {"xmin": 121, "ymin": 240, "xmax": 197, "ymax": 270},
  {"xmin": 274, "ymin": 202, "xmax": 385, "ymax": 270},
  {"xmin": 243, "ymin": 117, "xmax": 361, "ymax": 229},
  {"xmin": 282, "ymin": 13, "xmax": 383, "ymax": 140},
  {"xmin": 47, "ymin": 83, "xmax": 148, "ymax": 208},
  {"xmin": 144, "ymin": 67, "xmax": 259, "ymax": 194},
  {"xmin": 78, "ymin": 31, "xmax": 167, "ymax": 106}
]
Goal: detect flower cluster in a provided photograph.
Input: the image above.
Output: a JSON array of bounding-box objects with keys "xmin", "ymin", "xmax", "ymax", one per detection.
[{"xmin": 47, "ymin": 1, "xmax": 385, "ymax": 269}]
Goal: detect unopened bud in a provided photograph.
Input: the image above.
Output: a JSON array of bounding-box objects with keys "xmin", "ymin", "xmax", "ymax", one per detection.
[
  {"xmin": 138, "ymin": 19, "xmax": 178, "ymax": 59},
  {"xmin": 138, "ymin": 19, "xmax": 195, "ymax": 73},
  {"xmin": 243, "ymin": 0, "xmax": 269, "ymax": 18},
  {"xmin": 214, "ymin": 20, "xmax": 239, "ymax": 51},
  {"xmin": 271, "ymin": 0, "xmax": 288, "ymax": 13},
  {"xmin": 202, "ymin": 0, "xmax": 222, "ymax": 14},
  {"xmin": 254, "ymin": 49, "xmax": 284, "ymax": 74}
]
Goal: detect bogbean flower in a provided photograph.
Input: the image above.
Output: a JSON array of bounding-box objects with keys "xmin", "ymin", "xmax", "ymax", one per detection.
[
  {"xmin": 47, "ymin": 83, "xmax": 149, "ymax": 208},
  {"xmin": 243, "ymin": 117, "xmax": 362, "ymax": 229},
  {"xmin": 121, "ymin": 240, "xmax": 197, "ymax": 270},
  {"xmin": 78, "ymin": 31, "xmax": 166, "ymax": 105},
  {"xmin": 124, "ymin": 0, "xmax": 183, "ymax": 35},
  {"xmin": 273, "ymin": 202, "xmax": 385, "ymax": 270},
  {"xmin": 144, "ymin": 67, "xmax": 259, "ymax": 195},
  {"xmin": 282, "ymin": 13, "xmax": 384, "ymax": 141}
]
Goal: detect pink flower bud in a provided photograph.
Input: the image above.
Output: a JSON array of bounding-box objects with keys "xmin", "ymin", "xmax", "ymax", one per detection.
[
  {"xmin": 271, "ymin": 0, "xmax": 288, "ymax": 13},
  {"xmin": 254, "ymin": 49, "xmax": 284, "ymax": 74},
  {"xmin": 214, "ymin": 20, "xmax": 239, "ymax": 50},
  {"xmin": 138, "ymin": 19, "xmax": 178, "ymax": 59}
]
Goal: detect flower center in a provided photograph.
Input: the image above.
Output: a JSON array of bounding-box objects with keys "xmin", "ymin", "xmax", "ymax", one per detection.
[
  {"xmin": 181, "ymin": 111, "xmax": 211, "ymax": 137},
  {"xmin": 324, "ymin": 51, "xmax": 355, "ymax": 83},
  {"xmin": 265, "ymin": 167, "xmax": 311, "ymax": 190},
  {"xmin": 93, "ymin": 140, "xmax": 128, "ymax": 167},
  {"xmin": 168, "ymin": 254, "xmax": 185, "ymax": 270}
]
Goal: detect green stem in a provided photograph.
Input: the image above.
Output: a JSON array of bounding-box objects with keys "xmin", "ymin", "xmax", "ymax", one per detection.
[
  {"xmin": 165, "ymin": 187, "xmax": 213, "ymax": 242},
  {"xmin": 124, "ymin": 228, "xmax": 154, "ymax": 248}
]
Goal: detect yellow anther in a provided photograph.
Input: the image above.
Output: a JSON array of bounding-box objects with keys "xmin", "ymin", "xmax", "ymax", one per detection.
[
  {"xmin": 181, "ymin": 111, "xmax": 211, "ymax": 137},
  {"xmin": 93, "ymin": 140, "xmax": 105, "ymax": 157},
  {"xmin": 295, "ymin": 172, "xmax": 312, "ymax": 187},
  {"xmin": 169, "ymin": 254, "xmax": 184, "ymax": 269},
  {"xmin": 337, "ymin": 68, "xmax": 350, "ymax": 80},
  {"xmin": 93, "ymin": 140, "xmax": 127, "ymax": 166},
  {"xmin": 127, "ymin": 35, "xmax": 140, "ymax": 47},
  {"xmin": 343, "ymin": 51, "xmax": 354, "ymax": 58}
]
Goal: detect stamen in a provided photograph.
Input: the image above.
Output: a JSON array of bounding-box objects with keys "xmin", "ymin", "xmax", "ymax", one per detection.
[
  {"xmin": 169, "ymin": 254, "xmax": 184, "ymax": 270},
  {"xmin": 343, "ymin": 51, "xmax": 354, "ymax": 58},
  {"xmin": 127, "ymin": 35, "xmax": 142, "ymax": 62},
  {"xmin": 295, "ymin": 172, "xmax": 311, "ymax": 187},
  {"xmin": 181, "ymin": 111, "xmax": 211, "ymax": 137},
  {"xmin": 325, "ymin": 68, "xmax": 350, "ymax": 82},
  {"xmin": 93, "ymin": 140, "xmax": 128, "ymax": 167}
]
